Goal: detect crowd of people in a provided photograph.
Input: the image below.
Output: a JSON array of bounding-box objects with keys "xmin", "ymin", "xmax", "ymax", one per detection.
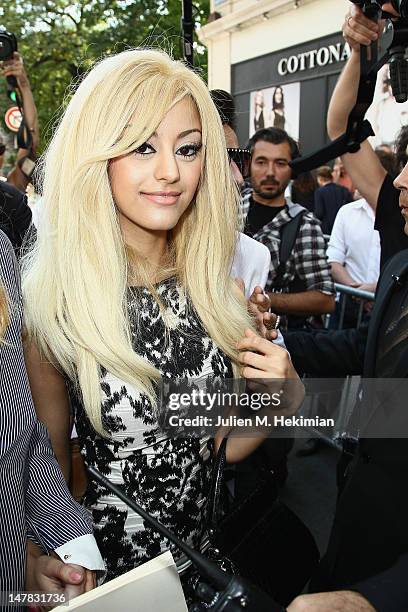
[{"xmin": 1, "ymin": 2, "xmax": 408, "ymax": 611}]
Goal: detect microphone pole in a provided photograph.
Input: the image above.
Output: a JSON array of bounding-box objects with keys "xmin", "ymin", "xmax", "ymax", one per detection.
[{"xmin": 88, "ymin": 466, "xmax": 286, "ymax": 612}]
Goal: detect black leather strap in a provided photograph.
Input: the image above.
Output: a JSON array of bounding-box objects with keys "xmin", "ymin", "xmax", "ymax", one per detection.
[
  {"xmin": 273, "ymin": 211, "xmax": 305, "ymax": 291},
  {"xmin": 290, "ymin": 120, "xmax": 375, "ymax": 175},
  {"xmin": 208, "ymin": 437, "xmax": 228, "ymax": 531}
]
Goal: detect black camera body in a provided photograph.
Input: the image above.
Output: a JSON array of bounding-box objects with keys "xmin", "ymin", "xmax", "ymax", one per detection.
[
  {"xmin": 351, "ymin": 1, "xmax": 408, "ymax": 18},
  {"xmin": 350, "ymin": 1, "xmax": 408, "ymax": 102},
  {"xmin": 0, "ymin": 28, "xmax": 17, "ymax": 61}
]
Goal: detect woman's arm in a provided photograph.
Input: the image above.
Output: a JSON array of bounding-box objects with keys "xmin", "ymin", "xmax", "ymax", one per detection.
[
  {"xmin": 215, "ymin": 329, "xmax": 304, "ymax": 464},
  {"xmin": 24, "ymin": 341, "xmax": 72, "ymax": 482}
]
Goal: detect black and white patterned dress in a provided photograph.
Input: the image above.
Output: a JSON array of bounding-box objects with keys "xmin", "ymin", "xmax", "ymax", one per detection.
[{"xmin": 71, "ymin": 277, "xmax": 233, "ymax": 581}]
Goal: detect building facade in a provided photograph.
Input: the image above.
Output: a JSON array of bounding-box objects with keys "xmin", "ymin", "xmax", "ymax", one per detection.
[{"xmin": 199, "ymin": 0, "xmax": 351, "ymax": 153}]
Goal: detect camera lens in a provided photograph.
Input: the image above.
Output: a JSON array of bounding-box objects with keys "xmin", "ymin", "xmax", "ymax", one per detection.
[
  {"xmin": 0, "ymin": 28, "xmax": 17, "ymax": 61},
  {"xmin": 0, "ymin": 39, "xmax": 13, "ymax": 61}
]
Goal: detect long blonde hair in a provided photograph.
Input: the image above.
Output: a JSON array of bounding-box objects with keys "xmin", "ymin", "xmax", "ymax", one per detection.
[{"xmin": 22, "ymin": 48, "xmax": 253, "ymax": 434}]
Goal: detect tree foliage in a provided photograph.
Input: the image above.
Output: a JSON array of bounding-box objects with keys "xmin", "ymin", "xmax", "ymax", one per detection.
[{"xmin": 0, "ymin": 0, "xmax": 209, "ymax": 152}]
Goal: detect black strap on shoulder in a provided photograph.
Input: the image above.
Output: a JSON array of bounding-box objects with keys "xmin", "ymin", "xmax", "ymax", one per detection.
[{"xmin": 273, "ymin": 211, "xmax": 305, "ymax": 291}]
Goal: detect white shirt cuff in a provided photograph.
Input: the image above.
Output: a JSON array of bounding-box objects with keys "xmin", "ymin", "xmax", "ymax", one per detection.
[{"xmin": 54, "ymin": 534, "xmax": 106, "ymax": 574}]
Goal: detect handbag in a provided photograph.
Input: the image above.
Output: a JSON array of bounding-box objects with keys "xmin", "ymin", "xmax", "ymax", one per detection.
[{"xmin": 206, "ymin": 438, "xmax": 320, "ymax": 607}]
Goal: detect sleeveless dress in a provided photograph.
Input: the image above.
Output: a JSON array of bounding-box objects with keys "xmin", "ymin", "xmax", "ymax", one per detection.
[{"xmin": 70, "ymin": 277, "xmax": 233, "ymax": 581}]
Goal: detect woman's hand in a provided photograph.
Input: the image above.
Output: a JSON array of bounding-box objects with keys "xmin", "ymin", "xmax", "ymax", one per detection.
[
  {"xmin": 237, "ymin": 328, "xmax": 304, "ymax": 418},
  {"xmin": 217, "ymin": 329, "xmax": 304, "ymax": 463},
  {"xmin": 237, "ymin": 328, "xmax": 294, "ymax": 379}
]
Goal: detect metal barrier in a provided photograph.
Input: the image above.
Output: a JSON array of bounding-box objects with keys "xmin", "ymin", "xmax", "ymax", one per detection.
[
  {"xmin": 302, "ymin": 285, "xmax": 375, "ymax": 448},
  {"xmin": 323, "ymin": 283, "xmax": 375, "ymax": 330}
]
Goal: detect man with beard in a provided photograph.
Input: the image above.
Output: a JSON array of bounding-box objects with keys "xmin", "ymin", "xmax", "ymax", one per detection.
[
  {"xmin": 240, "ymin": 128, "xmax": 335, "ymax": 473},
  {"xmin": 243, "ymin": 128, "xmax": 335, "ymax": 331}
]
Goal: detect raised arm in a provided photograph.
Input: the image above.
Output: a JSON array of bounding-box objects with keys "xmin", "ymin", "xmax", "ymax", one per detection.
[
  {"xmin": 327, "ymin": 4, "xmax": 387, "ymax": 209},
  {"xmin": 1, "ymin": 52, "xmax": 39, "ymax": 191}
]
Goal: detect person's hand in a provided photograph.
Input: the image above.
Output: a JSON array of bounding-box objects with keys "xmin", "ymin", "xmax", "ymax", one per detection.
[
  {"xmin": 287, "ymin": 590, "xmax": 376, "ymax": 611},
  {"xmin": 343, "ymin": 4, "xmax": 381, "ymax": 51},
  {"xmin": 248, "ymin": 286, "xmax": 280, "ymax": 338},
  {"xmin": 249, "ymin": 285, "xmax": 270, "ymax": 313},
  {"xmin": 382, "ymin": 2, "xmax": 400, "ymax": 17},
  {"xmin": 26, "ymin": 554, "xmax": 96, "ymax": 610},
  {"xmin": 237, "ymin": 328, "xmax": 304, "ymax": 416},
  {"xmin": 238, "ymin": 328, "xmax": 292, "ymax": 378},
  {"xmin": 0, "ymin": 51, "xmax": 30, "ymax": 89},
  {"xmin": 356, "ymin": 282, "xmax": 376, "ymax": 294},
  {"xmin": 343, "ymin": 2, "xmax": 400, "ymax": 52}
]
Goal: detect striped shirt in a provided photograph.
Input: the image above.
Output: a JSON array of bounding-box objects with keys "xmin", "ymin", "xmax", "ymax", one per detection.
[{"xmin": 0, "ymin": 230, "xmax": 96, "ymax": 604}]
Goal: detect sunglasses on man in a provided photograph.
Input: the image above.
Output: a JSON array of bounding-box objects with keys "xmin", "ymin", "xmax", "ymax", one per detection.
[{"xmin": 226, "ymin": 148, "xmax": 251, "ymax": 179}]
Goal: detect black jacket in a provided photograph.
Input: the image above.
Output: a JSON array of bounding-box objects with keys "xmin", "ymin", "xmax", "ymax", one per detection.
[
  {"xmin": 0, "ymin": 180, "xmax": 31, "ymax": 252},
  {"xmin": 314, "ymin": 183, "xmax": 353, "ymax": 235},
  {"xmin": 285, "ymin": 250, "xmax": 408, "ymax": 611}
]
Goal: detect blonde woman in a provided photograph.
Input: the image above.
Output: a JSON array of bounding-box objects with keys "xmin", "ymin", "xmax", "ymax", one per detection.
[
  {"xmin": 0, "ymin": 229, "xmax": 105, "ymax": 606},
  {"xmin": 22, "ymin": 49, "xmax": 300, "ymax": 584}
]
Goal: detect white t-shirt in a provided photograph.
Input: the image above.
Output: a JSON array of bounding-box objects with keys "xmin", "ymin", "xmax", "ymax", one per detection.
[
  {"xmin": 231, "ymin": 233, "xmax": 286, "ymax": 349},
  {"xmin": 326, "ymin": 199, "xmax": 380, "ymax": 285},
  {"xmin": 231, "ymin": 232, "xmax": 270, "ymax": 298}
]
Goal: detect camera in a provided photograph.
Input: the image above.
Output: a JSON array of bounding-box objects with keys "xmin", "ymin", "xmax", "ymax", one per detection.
[
  {"xmin": 0, "ymin": 28, "xmax": 17, "ymax": 62},
  {"xmin": 351, "ymin": 1, "xmax": 408, "ymax": 102},
  {"xmin": 351, "ymin": 1, "xmax": 408, "ymax": 17},
  {"xmin": 351, "ymin": 0, "xmax": 408, "ymax": 17}
]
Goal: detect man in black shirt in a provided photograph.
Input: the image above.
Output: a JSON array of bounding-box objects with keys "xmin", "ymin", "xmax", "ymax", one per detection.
[
  {"xmin": 326, "ymin": 3, "xmax": 408, "ymax": 270},
  {"xmin": 314, "ymin": 165, "xmax": 353, "ymax": 235},
  {"xmin": 284, "ymin": 4, "xmax": 408, "ymax": 611},
  {"xmin": 285, "ymin": 168, "xmax": 408, "ymax": 612},
  {"xmin": 241, "ymin": 128, "xmax": 335, "ymax": 328}
]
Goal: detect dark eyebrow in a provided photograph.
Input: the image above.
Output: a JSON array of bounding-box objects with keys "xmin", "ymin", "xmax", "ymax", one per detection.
[
  {"xmin": 254, "ymin": 156, "xmax": 289, "ymax": 163},
  {"xmin": 178, "ymin": 129, "xmax": 202, "ymax": 139},
  {"xmin": 151, "ymin": 129, "xmax": 202, "ymax": 140}
]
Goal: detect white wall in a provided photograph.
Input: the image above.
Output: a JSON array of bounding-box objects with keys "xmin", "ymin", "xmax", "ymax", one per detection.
[
  {"xmin": 208, "ymin": 33, "xmax": 231, "ymax": 91},
  {"xmin": 231, "ymin": 1, "xmax": 350, "ymax": 64},
  {"xmin": 200, "ymin": 0, "xmax": 350, "ymax": 90}
]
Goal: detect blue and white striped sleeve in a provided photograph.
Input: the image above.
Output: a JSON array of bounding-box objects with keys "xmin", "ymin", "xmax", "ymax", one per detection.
[{"xmin": 25, "ymin": 390, "xmax": 105, "ymax": 571}]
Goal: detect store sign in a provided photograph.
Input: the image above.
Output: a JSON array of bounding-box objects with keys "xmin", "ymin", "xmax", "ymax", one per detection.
[{"xmin": 277, "ymin": 42, "xmax": 351, "ymax": 76}]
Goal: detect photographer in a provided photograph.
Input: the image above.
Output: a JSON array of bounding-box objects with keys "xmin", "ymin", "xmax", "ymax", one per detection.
[
  {"xmin": 1, "ymin": 51, "xmax": 39, "ymax": 192},
  {"xmin": 327, "ymin": 1, "xmax": 408, "ymax": 268},
  {"xmin": 0, "ymin": 52, "xmax": 37, "ymax": 253},
  {"xmin": 279, "ymin": 3, "xmax": 408, "ymax": 611}
]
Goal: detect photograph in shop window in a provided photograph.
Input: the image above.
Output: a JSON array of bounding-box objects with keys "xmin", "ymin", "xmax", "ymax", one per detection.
[
  {"xmin": 249, "ymin": 61, "xmax": 408, "ymax": 148},
  {"xmin": 249, "ymin": 82, "xmax": 300, "ymax": 139}
]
